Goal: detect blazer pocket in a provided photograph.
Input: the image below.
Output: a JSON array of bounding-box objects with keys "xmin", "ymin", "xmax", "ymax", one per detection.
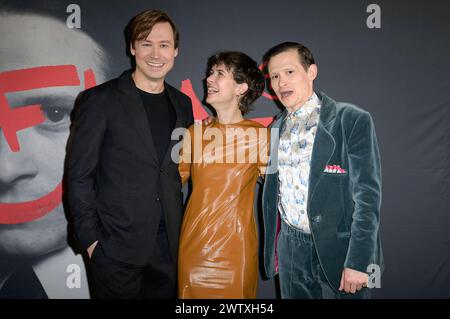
[
  {"xmin": 322, "ymin": 172, "xmax": 349, "ymax": 177},
  {"xmin": 90, "ymin": 242, "xmax": 101, "ymax": 261}
]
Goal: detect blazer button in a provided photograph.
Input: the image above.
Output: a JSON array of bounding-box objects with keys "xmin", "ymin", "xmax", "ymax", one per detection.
[
  {"xmin": 312, "ymin": 215, "xmax": 322, "ymax": 223},
  {"xmin": 159, "ymin": 168, "xmax": 164, "ymax": 173},
  {"xmin": 155, "ymin": 197, "xmax": 161, "ymax": 202}
]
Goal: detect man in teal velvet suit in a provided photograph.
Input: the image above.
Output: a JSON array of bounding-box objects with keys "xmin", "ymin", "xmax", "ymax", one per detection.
[{"xmin": 262, "ymin": 42, "xmax": 383, "ymax": 299}]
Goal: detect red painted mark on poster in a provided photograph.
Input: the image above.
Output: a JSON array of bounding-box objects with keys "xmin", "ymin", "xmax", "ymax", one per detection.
[
  {"xmin": 0, "ymin": 65, "xmax": 96, "ymax": 224},
  {"xmin": 180, "ymin": 79, "xmax": 209, "ymax": 120},
  {"xmin": 0, "ymin": 184, "xmax": 63, "ymax": 225},
  {"xmin": 0, "ymin": 66, "xmax": 81, "ymax": 152},
  {"xmin": 259, "ymin": 62, "xmax": 278, "ymax": 101}
]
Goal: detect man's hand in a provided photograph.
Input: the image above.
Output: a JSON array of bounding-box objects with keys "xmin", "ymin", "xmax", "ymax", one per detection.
[
  {"xmin": 87, "ymin": 240, "xmax": 98, "ymax": 259},
  {"xmin": 339, "ymin": 267, "xmax": 369, "ymax": 294},
  {"xmin": 196, "ymin": 116, "xmax": 215, "ymax": 125}
]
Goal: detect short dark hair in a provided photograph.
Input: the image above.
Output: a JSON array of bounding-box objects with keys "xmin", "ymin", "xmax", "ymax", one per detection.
[
  {"xmin": 206, "ymin": 51, "xmax": 265, "ymax": 115},
  {"xmin": 263, "ymin": 42, "xmax": 316, "ymax": 71},
  {"xmin": 128, "ymin": 9, "xmax": 179, "ymax": 49}
]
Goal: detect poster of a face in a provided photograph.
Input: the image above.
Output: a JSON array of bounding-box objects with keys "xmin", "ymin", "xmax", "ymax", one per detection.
[
  {"xmin": 0, "ymin": 1, "xmax": 275, "ymax": 299},
  {"xmin": 0, "ymin": 6, "xmax": 108, "ymax": 298}
]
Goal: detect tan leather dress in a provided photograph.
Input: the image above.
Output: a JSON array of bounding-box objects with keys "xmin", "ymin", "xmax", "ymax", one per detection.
[{"xmin": 178, "ymin": 119, "xmax": 269, "ymax": 298}]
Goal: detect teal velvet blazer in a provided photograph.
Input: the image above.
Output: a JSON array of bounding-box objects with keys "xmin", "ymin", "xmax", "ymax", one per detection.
[{"xmin": 262, "ymin": 92, "xmax": 383, "ymax": 290}]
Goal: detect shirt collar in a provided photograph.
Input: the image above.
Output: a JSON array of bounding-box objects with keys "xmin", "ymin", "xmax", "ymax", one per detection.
[{"xmin": 287, "ymin": 92, "xmax": 320, "ymax": 120}]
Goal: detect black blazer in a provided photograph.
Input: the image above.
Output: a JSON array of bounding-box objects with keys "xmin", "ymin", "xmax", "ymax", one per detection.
[{"xmin": 68, "ymin": 70, "xmax": 193, "ymax": 265}]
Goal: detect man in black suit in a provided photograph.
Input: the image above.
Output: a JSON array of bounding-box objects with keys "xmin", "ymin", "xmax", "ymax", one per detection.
[{"xmin": 68, "ymin": 9, "xmax": 194, "ymax": 298}]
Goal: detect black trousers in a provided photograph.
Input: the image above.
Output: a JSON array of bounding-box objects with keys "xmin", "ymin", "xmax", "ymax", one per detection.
[{"xmin": 90, "ymin": 222, "xmax": 176, "ymax": 299}]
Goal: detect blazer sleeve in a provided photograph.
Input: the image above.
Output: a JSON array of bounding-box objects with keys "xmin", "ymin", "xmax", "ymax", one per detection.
[
  {"xmin": 68, "ymin": 91, "xmax": 106, "ymax": 252},
  {"xmin": 344, "ymin": 112, "xmax": 382, "ymax": 273}
]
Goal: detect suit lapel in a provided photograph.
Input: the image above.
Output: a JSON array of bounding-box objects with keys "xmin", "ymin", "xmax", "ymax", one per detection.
[
  {"xmin": 165, "ymin": 83, "xmax": 183, "ymax": 129},
  {"xmin": 307, "ymin": 92, "xmax": 337, "ymax": 209},
  {"xmin": 268, "ymin": 110, "xmax": 287, "ymax": 173},
  {"xmin": 117, "ymin": 71, "xmax": 159, "ymax": 165},
  {"xmin": 160, "ymin": 84, "xmax": 182, "ymax": 167},
  {"xmin": 265, "ymin": 110, "xmax": 287, "ymax": 195}
]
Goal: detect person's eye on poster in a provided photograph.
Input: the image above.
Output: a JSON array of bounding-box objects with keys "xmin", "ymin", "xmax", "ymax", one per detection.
[{"xmin": 37, "ymin": 98, "xmax": 73, "ymax": 132}]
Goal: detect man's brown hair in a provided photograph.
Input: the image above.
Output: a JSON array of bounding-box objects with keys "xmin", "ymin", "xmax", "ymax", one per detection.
[{"xmin": 128, "ymin": 9, "xmax": 179, "ymax": 49}]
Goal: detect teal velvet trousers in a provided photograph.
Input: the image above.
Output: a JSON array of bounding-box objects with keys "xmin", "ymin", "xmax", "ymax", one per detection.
[{"xmin": 278, "ymin": 220, "xmax": 371, "ymax": 299}]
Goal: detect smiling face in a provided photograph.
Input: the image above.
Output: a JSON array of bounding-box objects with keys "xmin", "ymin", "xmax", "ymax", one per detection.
[
  {"xmin": 130, "ymin": 22, "xmax": 178, "ymax": 88},
  {"xmin": 206, "ymin": 63, "xmax": 248, "ymax": 113},
  {"xmin": 267, "ymin": 49, "xmax": 317, "ymax": 113},
  {"xmin": 0, "ymin": 13, "xmax": 106, "ymax": 261}
]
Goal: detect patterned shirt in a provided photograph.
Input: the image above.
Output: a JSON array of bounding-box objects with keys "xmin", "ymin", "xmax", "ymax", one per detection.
[{"xmin": 278, "ymin": 93, "xmax": 321, "ymax": 233}]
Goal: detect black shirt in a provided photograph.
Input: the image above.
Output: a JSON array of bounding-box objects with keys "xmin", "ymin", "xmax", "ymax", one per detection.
[{"xmin": 138, "ymin": 88, "xmax": 176, "ymax": 164}]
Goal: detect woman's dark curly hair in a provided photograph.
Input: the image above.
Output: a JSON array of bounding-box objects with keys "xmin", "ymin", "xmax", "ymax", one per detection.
[{"xmin": 206, "ymin": 51, "xmax": 265, "ymax": 115}]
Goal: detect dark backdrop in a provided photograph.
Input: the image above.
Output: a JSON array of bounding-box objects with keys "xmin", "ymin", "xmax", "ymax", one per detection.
[{"xmin": 1, "ymin": 0, "xmax": 449, "ymax": 298}]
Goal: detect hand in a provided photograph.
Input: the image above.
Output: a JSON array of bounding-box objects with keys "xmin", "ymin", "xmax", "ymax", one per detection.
[
  {"xmin": 196, "ymin": 116, "xmax": 215, "ymax": 125},
  {"xmin": 339, "ymin": 267, "xmax": 369, "ymax": 294},
  {"xmin": 87, "ymin": 240, "xmax": 98, "ymax": 259}
]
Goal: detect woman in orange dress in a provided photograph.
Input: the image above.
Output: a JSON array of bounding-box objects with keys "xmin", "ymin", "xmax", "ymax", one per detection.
[{"xmin": 178, "ymin": 51, "xmax": 269, "ymax": 298}]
